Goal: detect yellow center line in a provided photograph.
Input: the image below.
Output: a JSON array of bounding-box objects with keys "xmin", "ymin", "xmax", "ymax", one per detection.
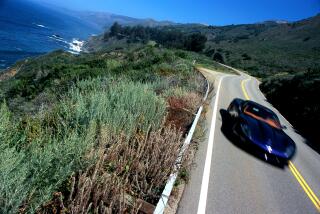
[
  {"xmin": 240, "ymin": 78, "xmax": 320, "ymax": 213},
  {"xmin": 288, "ymin": 161, "xmax": 320, "ymax": 211},
  {"xmin": 241, "ymin": 78, "xmax": 251, "ymax": 100}
]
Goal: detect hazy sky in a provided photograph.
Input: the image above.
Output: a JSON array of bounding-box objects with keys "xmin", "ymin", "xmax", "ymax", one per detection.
[{"xmin": 34, "ymin": 0, "xmax": 320, "ymax": 25}]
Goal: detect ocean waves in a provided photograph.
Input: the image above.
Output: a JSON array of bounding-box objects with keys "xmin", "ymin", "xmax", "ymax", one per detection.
[
  {"xmin": 48, "ymin": 34, "xmax": 84, "ymax": 54},
  {"xmin": 0, "ymin": 0, "xmax": 99, "ymax": 69}
]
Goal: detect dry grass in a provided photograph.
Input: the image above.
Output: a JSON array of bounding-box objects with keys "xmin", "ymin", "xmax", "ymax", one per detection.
[
  {"xmin": 166, "ymin": 92, "xmax": 202, "ymax": 134},
  {"xmin": 168, "ymin": 92, "xmax": 202, "ymax": 112},
  {"xmin": 39, "ymin": 125, "xmax": 183, "ymax": 214}
]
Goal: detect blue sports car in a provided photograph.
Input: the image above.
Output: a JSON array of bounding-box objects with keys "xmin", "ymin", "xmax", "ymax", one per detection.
[{"xmin": 227, "ymin": 98, "xmax": 296, "ymax": 163}]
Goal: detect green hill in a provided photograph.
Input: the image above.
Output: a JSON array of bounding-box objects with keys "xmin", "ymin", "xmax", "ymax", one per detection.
[
  {"xmin": 205, "ymin": 15, "xmax": 320, "ymax": 77},
  {"xmin": 159, "ymin": 14, "xmax": 320, "ymax": 77}
]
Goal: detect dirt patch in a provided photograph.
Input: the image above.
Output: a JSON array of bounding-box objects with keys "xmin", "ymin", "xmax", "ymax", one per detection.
[
  {"xmin": 164, "ymin": 182, "xmax": 185, "ymax": 214},
  {"xmin": 0, "ymin": 68, "xmax": 17, "ymax": 81}
]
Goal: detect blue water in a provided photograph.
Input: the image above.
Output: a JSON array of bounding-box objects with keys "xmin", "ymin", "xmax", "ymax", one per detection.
[{"xmin": 0, "ymin": 0, "xmax": 101, "ymax": 70}]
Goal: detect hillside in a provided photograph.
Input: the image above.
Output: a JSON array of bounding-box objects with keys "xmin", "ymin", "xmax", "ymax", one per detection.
[
  {"xmin": 71, "ymin": 11, "xmax": 175, "ymax": 30},
  {"xmin": 205, "ymin": 15, "xmax": 320, "ymax": 77},
  {"xmin": 203, "ymin": 15, "xmax": 320, "ymax": 150},
  {"xmin": 150, "ymin": 14, "xmax": 320, "ymax": 77}
]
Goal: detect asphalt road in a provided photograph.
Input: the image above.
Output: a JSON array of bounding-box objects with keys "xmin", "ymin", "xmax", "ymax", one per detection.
[{"xmin": 177, "ymin": 67, "xmax": 320, "ymax": 214}]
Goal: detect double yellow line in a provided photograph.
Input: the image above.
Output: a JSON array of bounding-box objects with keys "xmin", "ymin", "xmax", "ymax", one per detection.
[
  {"xmin": 288, "ymin": 161, "xmax": 320, "ymax": 211},
  {"xmin": 241, "ymin": 77, "xmax": 320, "ymax": 212}
]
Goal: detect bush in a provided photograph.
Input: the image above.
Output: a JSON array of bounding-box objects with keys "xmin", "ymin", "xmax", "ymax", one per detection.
[
  {"xmin": 62, "ymin": 78, "xmax": 167, "ymax": 139},
  {"xmin": 106, "ymin": 23, "xmax": 207, "ymax": 52},
  {"xmin": 213, "ymin": 52, "xmax": 224, "ymax": 63},
  {"xmin": 0, "ymin": 101, "xmax": 98, "ymax": 213},
  {"xmin": 184, "ymin": 33, "xmax": 207, "ymax": 52}
]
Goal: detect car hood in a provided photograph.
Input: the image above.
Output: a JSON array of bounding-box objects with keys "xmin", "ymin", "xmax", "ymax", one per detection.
[{"xmin": 244, "ymin": 116, "xmax": 295, "ymax": 153}]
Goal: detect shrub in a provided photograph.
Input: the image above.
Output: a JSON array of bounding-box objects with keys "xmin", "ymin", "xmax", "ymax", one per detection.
[
  {"xmin": 62, "ymin": 78, "xmax": 167, "ymax": 139},
  {"xmin": 41, "ymin": 125, "xmax": 183, "ymax": 213},
  {"xmin": 213, "ymin": 52, "xmax": 224, "ymax": 63}
]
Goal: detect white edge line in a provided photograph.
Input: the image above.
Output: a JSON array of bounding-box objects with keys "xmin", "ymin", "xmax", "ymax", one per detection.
[{"xmin": 197, "ymin": 76, "xmax": 224, "ymax": 214}]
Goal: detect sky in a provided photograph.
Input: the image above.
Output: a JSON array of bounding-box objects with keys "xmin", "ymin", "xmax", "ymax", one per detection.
[{"xmin": 35, "ymin": 0, "xmax": 320, "ymax": 25}]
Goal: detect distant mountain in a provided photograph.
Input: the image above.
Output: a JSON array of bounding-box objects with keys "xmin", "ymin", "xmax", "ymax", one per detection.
[
  {"xmin": 256, "ymin": 20, "xmax": 289, "ymax": 25},
  {"xmin": 70, "ymin": 11, "xmax": 175, "ymax": 30}
]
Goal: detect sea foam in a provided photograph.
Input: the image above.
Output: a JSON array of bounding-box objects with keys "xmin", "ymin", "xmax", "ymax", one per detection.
[
  {"xmin": 33, "ymin": 23, "xmax": 48, "ymax": 28},
  {"xmin": 68, "ymin": 39, "xmax": 84, "ymax": 54},
  {"xmin": 48, "ymin": 35, "xmax": 83, "ymax": 54}
]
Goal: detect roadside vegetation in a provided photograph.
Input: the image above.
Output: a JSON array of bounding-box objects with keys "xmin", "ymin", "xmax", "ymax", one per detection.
[{"xmin": 0, "ymin": 45, "xmax": 230, "ymax": 213}]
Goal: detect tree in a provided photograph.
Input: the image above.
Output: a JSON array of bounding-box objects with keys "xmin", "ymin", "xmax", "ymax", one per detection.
[
  {"xmin": 242, "ymin": 53, "xmax": 251, "ymax": 60},
  {"xmin": 110, "ymin": 22, "xmax": 122, "ymax": 37},
  {"xmin": 213, "ymin": 52, "xmax": 224, "ymax": 63},
  {"xmin": 103, "ymin": 31, "xmax": 110, "ymax": 41},
  {"xmin": 105, "ymin": 25, "xmax": 207, "ymax": 52},
  {"xmin": 184, "ymin": 33, "xmax": 207, "ymax": 52}
]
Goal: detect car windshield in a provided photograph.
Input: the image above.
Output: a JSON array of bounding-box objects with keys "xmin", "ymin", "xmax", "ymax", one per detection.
[{"xmin": 244, "ymin": 103, "xmax": 281, "ymax": 129}]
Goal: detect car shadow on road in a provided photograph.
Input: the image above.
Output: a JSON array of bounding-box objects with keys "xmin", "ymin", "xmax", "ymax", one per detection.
[{"xmin": 219, "ymin": 109, "xmax": 286, "ymax": 169}]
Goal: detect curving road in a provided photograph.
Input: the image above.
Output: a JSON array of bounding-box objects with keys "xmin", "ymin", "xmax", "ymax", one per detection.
[{"xmin": 177, "ymin": 67, "xmax": 320, "ymax": 214}]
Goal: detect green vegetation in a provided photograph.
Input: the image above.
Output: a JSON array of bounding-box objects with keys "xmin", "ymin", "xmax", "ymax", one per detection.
[
  {"xmin": 0, "ymin": 47, "xmax": 211, "ymax": 114},
  {"xmin": 87, "ymin": 22, "xmax": 207, "ymax": 52},
  {"xmin": 0, "ymin": 79, "xmax": 166, "ymax": 213},
  {"xmin": 204, "ymin": 15, "xmax": 320, "ymax": 77},
  {"xmin": 142, "ymin": 15, "xmax": 320, "ymax": 78},
  {"xmin": 0, "ymin": 45, "xmax": 229, "ymax": 213}
]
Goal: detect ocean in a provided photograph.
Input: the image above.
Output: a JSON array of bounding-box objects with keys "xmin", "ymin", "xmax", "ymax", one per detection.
[{"xmin": 0, "ymin": 0, "xmax": 101, "ymax": 71}]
